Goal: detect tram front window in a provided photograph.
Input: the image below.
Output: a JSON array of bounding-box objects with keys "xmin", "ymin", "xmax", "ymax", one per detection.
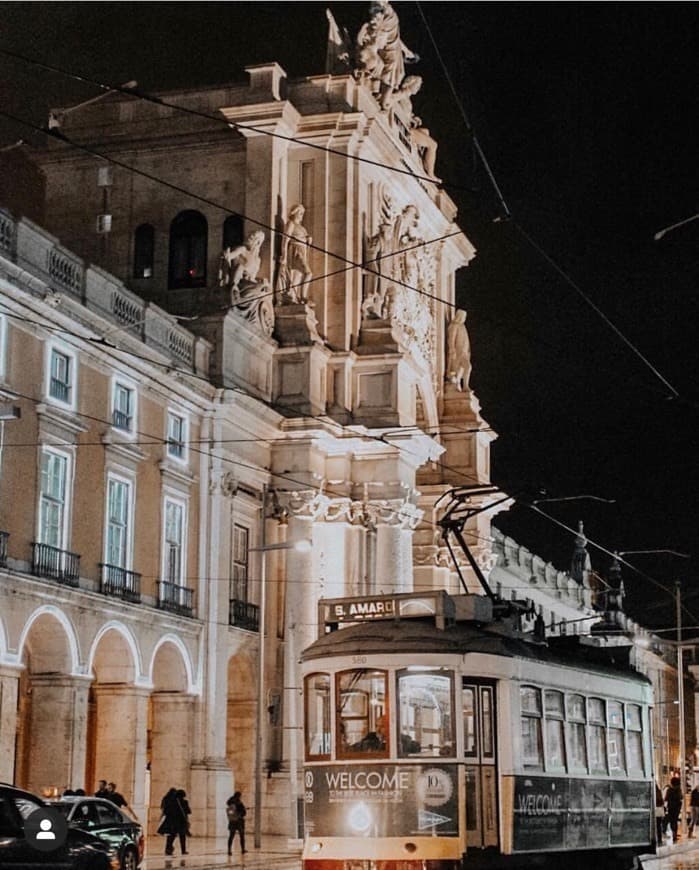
[
  {"xmin": 397, "ymin": 670, "xmax": 454, "ymax": 757},
  {"xmin": 337, "ymin": 669, "xmax": 388, "ymax": 758}
]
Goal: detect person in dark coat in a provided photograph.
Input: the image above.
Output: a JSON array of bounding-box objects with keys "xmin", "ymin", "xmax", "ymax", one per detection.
[
  {"xmin": 666, "ymin": 776, "xmax": 684, "ymax": 843},
  {"xmin": 226, "ymin": 791, "xmax": 247, "ymax": 856},
  {"xmin": 158, "ymin": 788, "xmax": 190, "ymax": 856}
]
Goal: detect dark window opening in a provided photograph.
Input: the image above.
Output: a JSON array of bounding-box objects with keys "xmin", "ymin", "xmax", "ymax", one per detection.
[
  {"xmin": 222, "ymin": 215, "xmax": 244, "ymax": 250},
  {"xmin": 133, "ymin": 223, "xmax": 155, "ymax": 278},
  {"xmin": 169, "ymin": 210, "xmax": 208, "ymax": 289}
]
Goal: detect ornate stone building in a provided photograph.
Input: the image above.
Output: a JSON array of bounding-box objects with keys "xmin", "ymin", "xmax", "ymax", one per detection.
[{"xmin": 0, "ymin": 1, "xmax": 690, "ymax": 840}]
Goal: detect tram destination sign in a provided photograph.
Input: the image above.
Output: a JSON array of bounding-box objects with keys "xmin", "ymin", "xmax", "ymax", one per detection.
[
  {"xmin": 303, "ymin": 763, "xmax": 459, "ymax": 839},
  {"xmin": 319, "ymin": 591, "xmax": 455, "ymax": 626}
]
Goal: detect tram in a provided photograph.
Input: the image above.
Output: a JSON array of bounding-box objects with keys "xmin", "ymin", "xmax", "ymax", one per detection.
[{"xmin": 300, "ymin": 590, "xmax": 654, "ymax": 870}]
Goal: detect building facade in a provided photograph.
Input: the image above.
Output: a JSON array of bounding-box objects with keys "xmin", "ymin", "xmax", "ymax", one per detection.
[{"xmin": 0, "ymin": 1, "xmax": 691, "ymax": 840}]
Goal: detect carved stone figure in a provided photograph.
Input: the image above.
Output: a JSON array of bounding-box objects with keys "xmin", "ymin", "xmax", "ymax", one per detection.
[
  {"xmin": 380, "ymin": 74, "xmax": 422, "ymax": 114},
  {"xmin": 276, "ymin": 204, "xmax": 313, "ymax": 305},
  {"xmin": 219, "ymin": 230, "xmax": 265, "ymax": 298},
  {"xmin": 410, "ymin": 116, "xmax": 439, "ymax": 180},
  {"xmin": 217, "ymin": 230, "xmax": 274, "ymax": 338},
  {"xmin": 445, "ymin": 309, "xmax": 472, "ymax": 391},
  {"xmin": 355, "ymin": 0, "xmax": 418, "ymax": 110}
]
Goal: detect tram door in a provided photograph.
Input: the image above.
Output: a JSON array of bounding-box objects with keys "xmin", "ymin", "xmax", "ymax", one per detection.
[{"xmin": 462, "ymin": 679, "xmax": 498, "ymax": 849}]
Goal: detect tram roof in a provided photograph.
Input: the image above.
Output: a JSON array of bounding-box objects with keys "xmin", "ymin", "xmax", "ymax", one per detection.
[{"xmin": 301, "ymin": 618, "xmax": 649, "ymax": 683}]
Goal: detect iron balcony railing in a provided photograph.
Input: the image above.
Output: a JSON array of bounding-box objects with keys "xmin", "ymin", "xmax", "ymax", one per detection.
[
  {"xmin": 49, "ymin": 378, "xmax": 70, "ymax": 403},
  {"xmin": 31, "ymin": 542, "xmax": 80, "ymax": 587},
  {"xmin": 0, "ymin": 530, "xmax": 9, "ymax": 568},
  {"xmin": 112, "ymin": 409, "xmax": 133, "ymax": 431},
  {"xmin": 99, "ymin": 563, "xmax": 141, "ymax": 603},
  {"xmin": 229, "ymin": 598, "xmax": 259, "ymax": 632},
  {"xmin": 157, "ymin": 580, "xmax": 194, "ymax": 617}
]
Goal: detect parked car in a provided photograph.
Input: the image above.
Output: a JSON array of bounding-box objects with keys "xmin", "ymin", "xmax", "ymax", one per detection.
[
  {"xmin": 49, "ymin": 796, "xmax": 144, "ymax": 870},
  {"xmin": 0, "ymin": 783, "xmax": 117, "ymax": 869}
]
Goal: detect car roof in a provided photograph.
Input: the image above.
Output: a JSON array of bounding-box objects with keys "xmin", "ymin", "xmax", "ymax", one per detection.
[{"xmin": 0, "ymin": 784, "xmax": 47, "ymax": 804}]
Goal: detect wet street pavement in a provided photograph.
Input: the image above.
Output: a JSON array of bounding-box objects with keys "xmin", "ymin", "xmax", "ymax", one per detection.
[{"xmin": 142, "ymin": 835, "xmax": 302, "ymax": 870}]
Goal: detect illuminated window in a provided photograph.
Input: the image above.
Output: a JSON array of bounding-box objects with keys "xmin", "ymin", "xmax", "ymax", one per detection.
[
  {"xmin": 520, "ymin": 686, "xmax": 543, "ymax": 768},
  {"xmin": 232, "ymin": 524, "xmax": 249, "ymax": 602},
  {"xmin": 397, "ymin": 670, "xmax": 454, "ymax": 757},
  {"xmin": 463, "ymin": 686, "xmax": 476, "ymax": 757},
  {"xmin": 39, "ymin": 449, "xmax": 69, "ymax": 549},
  {"xmin": 544, "ymin": 690, "xmax": 566, "ymax": 770},
  {"xmin": 566, "ymin": 693, "xmax": 588, "ymax": 772},
  {"xmin": 607, "ymin": 700, "xmax": 626, "ymax": 774},
  {"xmin": 625, "ymin": 704, "xmax": 644, "ymax": 774},
  {"xmin": 163, "ymin": 497, "xmax": 186, "ymax": 584},
  {"xmin": 166, "ymin": 411, "xmax": 187, "ymax": 460},
  {"xmin": 112, "ymin": 381, "xmax": 136, "ymax": 433},
  {"xmin": 105, "ymin": 477, "xmax": 131, "ymax": 569},
  {"xmin": 588, "ymin": 697, "xmax": 608, "ymax": 774},
  {"xmin": 133, "ymin": 223, "xmax": 155, "ymax": 278},
  {"xmin": 169, "ymin": 210, "xmax": 207, "ymax": 289},
  {"xmin": 305, "ymin": 673, "xmax": 331, "ymax": 759},
  {"xmin": 337, "ymin": 669, "xmax": 388, "ymax": 758}
]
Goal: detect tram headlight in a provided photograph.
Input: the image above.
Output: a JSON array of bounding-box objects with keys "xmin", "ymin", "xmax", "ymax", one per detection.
[{"xmin": 348, "ymin": 803, "xmax": 372, "ymax": 834}]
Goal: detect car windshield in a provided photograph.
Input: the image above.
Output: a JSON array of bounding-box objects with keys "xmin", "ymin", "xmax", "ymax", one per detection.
[{"xmin": 14, "ymin": 797, "xmax": 43, "ymax": 820}]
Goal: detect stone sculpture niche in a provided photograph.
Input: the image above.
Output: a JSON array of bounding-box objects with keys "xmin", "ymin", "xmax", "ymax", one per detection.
[
  {"xmin": 275, "ymin": 204, "xmax": 313, "ymax": 306},
  {"xmin": 218, "ymin": 230, "xmax": 274, "ymax": 338}
]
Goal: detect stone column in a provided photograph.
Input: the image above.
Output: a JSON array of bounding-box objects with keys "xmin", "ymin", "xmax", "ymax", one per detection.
[
  {"xmin": 0, "ymin": 666, "xmax": 21, "ymax": 783},
  {"xmin": 92, "ymin": 685, "xmax": 150, "ymax": 822},
  {"xmin": 149, "ymin": 693, "xmax": 195, "ymax": 831},
  {"xmin": 27, "ymin": 675, "xmax": 92, "ymax": 794},
  {"xmin": 374, "ymin": 499, "xmax": 422, "ymax": 594}
]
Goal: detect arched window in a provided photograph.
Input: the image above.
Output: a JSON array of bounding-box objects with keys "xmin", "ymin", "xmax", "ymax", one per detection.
[
  {"xmin": 168, "ymin": 210, "xmax": 208, "ymax": 289},
  {"xmin": 133, "ymin": 223, "xmax": 155, "ymax": 278},
  {"xmin": 222, "ymin": 215, "xmax": 244, "ymax": 250}
]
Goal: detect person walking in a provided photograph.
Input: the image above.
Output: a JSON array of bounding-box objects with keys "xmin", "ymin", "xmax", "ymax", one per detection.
[
  {"xmin": 158, "ymin": 787, "xmax": 190, "ymax": 856},
  {"xmin": 226, "ymin": 791, "xmax": 247, "ymax": 856},
  {"xmin": 689, "ymin": 784, "xmax": 699, "ymax": 837},
  {"xmin": 666, "ymin": 776, "xmax": 684, "ymax": 843}
]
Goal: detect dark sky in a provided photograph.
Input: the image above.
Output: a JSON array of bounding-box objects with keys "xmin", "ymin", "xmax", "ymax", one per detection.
[{"xmin": 0, "ymin": 2, "xmax": 697, "ymax": 630}]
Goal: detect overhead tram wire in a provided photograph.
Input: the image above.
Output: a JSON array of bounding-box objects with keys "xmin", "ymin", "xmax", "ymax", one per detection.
[
  {"xmin": 0, "ymin": 44, "xmax": 476, "ymax": 195},
  {"xmin": 415, "ymin": 2, "xmax": 682, "ymax": 404},
  {"xmin": 0, "ymin": 108, "xmax": 465, "ymax": 318}
]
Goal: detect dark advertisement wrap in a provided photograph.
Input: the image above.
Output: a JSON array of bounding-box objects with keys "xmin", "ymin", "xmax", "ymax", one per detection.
[
  {"xmin": 304, "ymin": 764, "xmax": 459, "ymax": 839},
  {"xmin": 512, "ymin": 775, "xmax": 652, "ymax": 853}
]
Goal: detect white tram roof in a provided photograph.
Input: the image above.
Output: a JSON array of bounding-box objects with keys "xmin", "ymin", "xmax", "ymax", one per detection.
[{"xmin": 303, "ymin": 593, "xmax": 649, "ymax": 685}]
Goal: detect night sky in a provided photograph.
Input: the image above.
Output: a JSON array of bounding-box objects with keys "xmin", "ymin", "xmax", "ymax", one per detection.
[{"xmin": 0, "ymin": 3, "xmax": 697, "ymax": 631}]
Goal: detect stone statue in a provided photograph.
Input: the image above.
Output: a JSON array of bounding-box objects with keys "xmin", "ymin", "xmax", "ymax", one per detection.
[
  {"xmin": 218, "ymin": 230, "xmax": 265, "ymax": 298},
  {"xmin": 356, "ymin": 0, "xmax": 418, "ymax": 110},
  {"xmin": 217, "ymin": 230, "xmax": 274, "ymax": 338},
  {"xmin": 380, "ymin": 74, "xmax": 422, "ymax": 114},
  {"xmin": 445, "ymin": 309, "xmax": 472, "ymax": 391},
  {"xmin": 276, "ymin": 204, "xmax": 313, "ymax": 305},
  {"xmin": 410, "ymin": 116, "xmax": 439, "ymax": 180}
]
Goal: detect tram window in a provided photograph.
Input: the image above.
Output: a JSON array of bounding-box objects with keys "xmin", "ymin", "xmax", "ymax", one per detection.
[
  {"xmin": 480, "ymin": 687, "xmax": 494, "ymax": 759},
  {"xmin": 607, "ymin": 700, "xmax": 626, "ymax": 775},
  {"xmin": 397, "ymin": 670, "xmax": 454, "ymax": 757},
  {"xmin": 463, "ymin": 686, "xmax": 476, "ymax": 757},
  {"xmin": 588, "ymin": 697, "xmax": 608, "ymax": 775},
  {"xmin": 520, "ymin": 686, "xmax": 543, "ymax": 769},
  {"xmin": 337, "ymin": 669, "xmax": 388, "ymax": 758},
  {"xmin": 544, "ymin": 690, "xmax": 566, "ymax": 771},
  {"xmin": 566, "ymin": 693, "xmax": 588, "ymax": 773},
  {"xmin": 626, "ymin": 704, "xmax": 644, "ymax": 774},
  {"xmin": 304, "ymin": 673, "xmax": 331, "ymax": 759}
]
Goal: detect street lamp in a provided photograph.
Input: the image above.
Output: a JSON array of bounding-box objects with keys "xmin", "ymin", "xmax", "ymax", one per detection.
[
  {"xmin": 618, "ymin": 549, "xmax": 690, "ymax": 837},
  {"xmin": 248, "ymin": 520, "xmax": 311, "ymax": 850}
]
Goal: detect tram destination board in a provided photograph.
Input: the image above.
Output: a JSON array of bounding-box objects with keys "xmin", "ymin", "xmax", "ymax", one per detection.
[
  {"xmin": 304, "ymin": 764, "xmax": 458, "ymax": 838},
  {"xmin": 511, "ymin": 775, "xmax": 652, "ymax": 852}
]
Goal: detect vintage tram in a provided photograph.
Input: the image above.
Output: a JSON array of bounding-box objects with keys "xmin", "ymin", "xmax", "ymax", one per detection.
[{"xmin": 301, "ymin": 590, "xmax": 654, "ymax": 870}]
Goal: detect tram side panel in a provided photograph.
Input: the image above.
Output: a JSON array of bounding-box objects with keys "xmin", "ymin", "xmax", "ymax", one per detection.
[{"xmin": 495, "ymin": 660, "xmax": 654, "ymax": 858}]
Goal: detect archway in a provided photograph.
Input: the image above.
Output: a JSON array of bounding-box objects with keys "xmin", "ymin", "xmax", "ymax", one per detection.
[
  {"xmin": 148, "ymin": 639, "xmax": 194, "ymax": 830},
  {"xmin": 226, "ymin": 652, "xmax": 256, "ymax": 797},
  {"xmin": 86, "ymin": 625, "xmax": 145, "ymax": 815},
  {"xmin": 15, "ymin": 608, "xmax": 85, "ymax": 794}
]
